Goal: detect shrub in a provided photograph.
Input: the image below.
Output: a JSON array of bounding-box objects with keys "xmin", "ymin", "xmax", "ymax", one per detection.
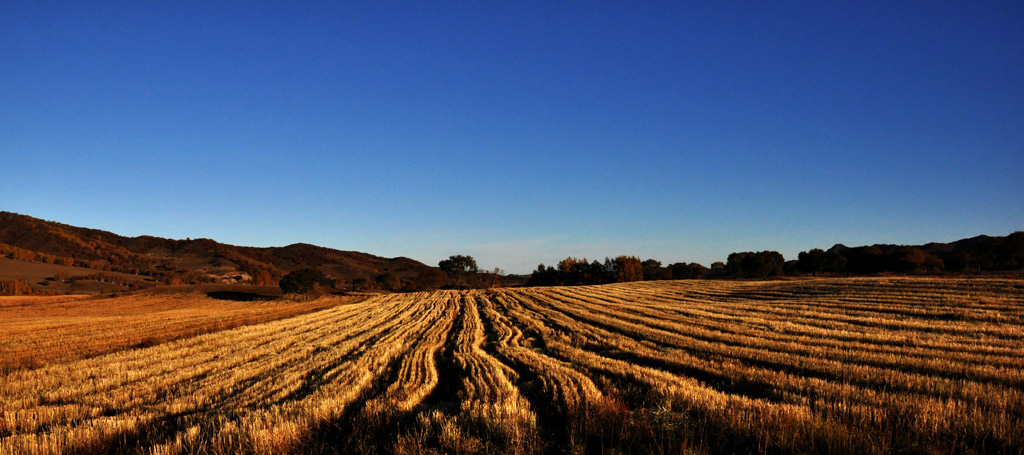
[{"xmin": 279, "ymin": 268, "xmax": 335, "ymax": 295}]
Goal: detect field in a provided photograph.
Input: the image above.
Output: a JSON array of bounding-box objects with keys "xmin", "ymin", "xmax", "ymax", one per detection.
[
  {"xmin": 0, "ymin": 287, "xmax": 356, "ymax": 371},
  {"xmin": 0, "ymin": 257, "xmax": 153, "ymax": 294},
  {"xmin": 1, "ymin": 278, "xmax": 1023, "ymax": 455}
]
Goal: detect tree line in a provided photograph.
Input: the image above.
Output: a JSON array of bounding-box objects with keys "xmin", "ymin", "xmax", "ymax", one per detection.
[
  {"xmin": 526, "ymin": 256, "xmax": 707, "ymax": 286},
  {"xmin": 522, "ymin": 231, "xmax": 1024, "ymax": 286},
  {"xmin": 396, "ymin": 233, "xmax": 1024, "ymax": 293},
  {"xmin": 795, "ymin": 232, "xmax": 1024, "ymax": 276}
]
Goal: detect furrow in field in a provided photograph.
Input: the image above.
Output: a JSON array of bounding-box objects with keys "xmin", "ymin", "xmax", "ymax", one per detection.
[
  {"xmin": 360, "ymin": 291, "xmax": 458, "ymax": 418},
  {"xmin": 0, "ymin": 293, "xmax": 353, "ymax": 369},
  {"xmin": 2, "ymin": 277, "xmax": 1021, "ymax": 455},
  {"xmin": 0, "ymin": 293, "xmax": 425, "ymax": 454},
  {"xmin": 549, "ymin": 286, "xmax": 1024, "ymax": 384},
  {"xmin": 506, "ymin": 291, "xmax": 852, "ymax": 452},
  {"xmin": 147, "ymin": 292, "xmax": 435, "ymax": 453},
  {"xmin": 534, "ymin": 287, "xmax": 1024, "ymax": 414},
  {"xmin": 514, "ymin": 284, "xmax": 1023, "ymax": 451},
  {"xmin": 509, "ymin": 287, "xmax": 1023, "ymax": 443},
  {"xmin": 477, "ymin": 291, "xmax": 598, "ymax": 420},
  {"xmin": 565, "ymin": 284, "xmax": 1024, "ymax": 364},
  {"xmin": 446, "ymin": 292, "xmax": 538, "ymax": 451},
  {"xmin": 572, "ymin": 282, "xmax": 1024, "ymax": 349}
]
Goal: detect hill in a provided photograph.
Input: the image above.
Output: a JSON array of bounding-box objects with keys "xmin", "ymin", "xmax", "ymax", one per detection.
[
  {"xmin": 826, "ymin": 231, "xmax": 1024, "ymax": 274},
  {"xmin": 0, "ymin": 211, "xmax": 442, "ymax": 293}
]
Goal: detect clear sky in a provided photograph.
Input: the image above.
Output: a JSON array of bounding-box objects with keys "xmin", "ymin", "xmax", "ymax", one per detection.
[{"xmin": 2, "ymin": 2, "xmax": 1023, "ymax": 274}]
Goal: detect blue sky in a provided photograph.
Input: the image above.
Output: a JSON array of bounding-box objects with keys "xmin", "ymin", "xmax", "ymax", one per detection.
[{"xmin": 2, "ymin": 2, "xmax": 1022, "ymax": 273}]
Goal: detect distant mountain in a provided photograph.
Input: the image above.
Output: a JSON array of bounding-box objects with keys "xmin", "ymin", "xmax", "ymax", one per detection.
[
  {"xmin": 826, "ymin": 232, "xmax": 1023, "ymax": 274},
  {"xmin": 0, "ymin": 211, "xmax": 442, "ymax": 292},
  {"xmin": 828, "ymin": 235, "xmax": 999, "ymax": 256}
]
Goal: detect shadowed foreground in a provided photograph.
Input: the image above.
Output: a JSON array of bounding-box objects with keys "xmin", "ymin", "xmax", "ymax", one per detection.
[{"xmin": 2, "ymin": 278, "xmax": 1023, "ymax": 454}]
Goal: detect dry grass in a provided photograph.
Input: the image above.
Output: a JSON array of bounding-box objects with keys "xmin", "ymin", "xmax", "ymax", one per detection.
[
  {"xmin": 0, "ymin": 289, "xmax": 360, "ymax": 371},
  {"xmin": 1, "ymin": 277, "xmax": 1022, "ymax": 454}
]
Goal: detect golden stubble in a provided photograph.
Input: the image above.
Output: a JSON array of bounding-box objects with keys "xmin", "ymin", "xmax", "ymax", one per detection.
[{"xmin": 1, "ymin": 277, "xmax": 1021, "ymax": 454}]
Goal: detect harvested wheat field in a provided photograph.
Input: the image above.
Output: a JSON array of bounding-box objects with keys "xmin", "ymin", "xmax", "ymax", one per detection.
[
  {"xmin": 0, "ymin": 288, "xmax": 358, "ymax": 372},
  {"xmin": 2, "ymin": 278, "xmax": 1023, "ymax": 455}
]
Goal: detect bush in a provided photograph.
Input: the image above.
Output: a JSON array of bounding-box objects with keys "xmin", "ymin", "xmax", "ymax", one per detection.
[{"xmin": 279, "ymin": 268, "xmax": 335, "ymax": 295}]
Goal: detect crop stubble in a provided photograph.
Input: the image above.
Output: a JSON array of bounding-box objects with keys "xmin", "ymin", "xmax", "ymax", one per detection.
[{"xmin": 1, "ymin": 278, "xmax": 1022, "ymax": 454}]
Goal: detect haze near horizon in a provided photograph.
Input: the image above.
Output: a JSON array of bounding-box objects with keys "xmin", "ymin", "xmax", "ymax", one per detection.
[{"xmin": 2, "ymin": 2, "xmax": 1022, "ymax": 273}]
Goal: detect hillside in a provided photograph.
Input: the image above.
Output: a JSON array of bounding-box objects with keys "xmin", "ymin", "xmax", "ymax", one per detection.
[
  {"xmin": 0, "ymin": 212, "xmax": 441, "ymax": 293},
  {"xmin": 826, "ymin": 231, "xmax": 1024, "ymax": 274}
]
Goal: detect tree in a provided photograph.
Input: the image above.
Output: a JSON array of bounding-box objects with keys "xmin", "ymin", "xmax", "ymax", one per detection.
[
  {"xmin": 839, "ymin": 246, "xmax": 887, "ymax": 274},
  {"xmin": 797, "ymin": 249, "xmax": 845, "ymax": 276},
  {"xmin": 821, "ymin": 251, "xmax": 848, "ymax": 275},
  {"xmin": 409, "ymin": 269, "xmax": 447, "ymax": 291},
  {"xmin": 483, "ymin": 267, "xmax": 505, "ymax": 289},
  {"xmin": 279, "ymin": 268, "xmax": 335, "ymax": 295},
  {"xmin": 642, "ymin": 259, "xmax": 662, "ymax": 281},
  {"xmin": 527, "ymin": 264, "xmax": 557, "ymax": 287},
  {"xmin": 708, "ymin": 262, "xmax": 727, "ymax": 278},
  {"xmin": 558, "ymin": 257, "xmax": 589, "ymax": 285},
  {"xmin": 350, "ymin": 277, "xmax": 368, "ymax": 292},
  {"xmin": 669, "ymin": 262, "xmax": 707, "ymax": 279},
  {"xmin": 752, "ymin": 251, "xmax": 785, "ymax": 278},
  {"xmin": 438, "ymin": 255, "xmax": 478, "ymax": 289},
  {"xmin": 642, "ymin": 259, "xmax": 672, "ymax": 280},
  {"xmin": 613, "ymin": 256, "xmax": 643, "ymax": 282},
  {"xmin": 725, "ymin": 252, "xmax": 749, "ymax": 277},
  {"xmin": 891, "ymin": 247, "xmax": 943, "ymax": 274},
  {"xmin": 797, "ymin": 249, "xmax": 826, "ymax": 276},
  {"xmin": 0, "ymin": 279, "xmax": 29, "ymax": 295},
  {"xmin": 247, "ymin": 266, "xmax": 275, "ymax": 286},
  {"xmin": 589, "ymin": 260, "xmax": 611, "ymax": 284},
  {"xmin": 727, "ymin": 251, "xmax": 784, "ymax": 279},
  {"xmin": 375, "ymin": 271, "xmax": 402, "ymax": 291}
]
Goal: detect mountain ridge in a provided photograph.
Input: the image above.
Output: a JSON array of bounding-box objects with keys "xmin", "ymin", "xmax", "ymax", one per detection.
[
  {"xmin": 0, "ymin": 211, "xmax": 443, "ymax": 293},
  {"xmin": 2, "ymin": 211, "xmax": 1020, "ymax": 294}
]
